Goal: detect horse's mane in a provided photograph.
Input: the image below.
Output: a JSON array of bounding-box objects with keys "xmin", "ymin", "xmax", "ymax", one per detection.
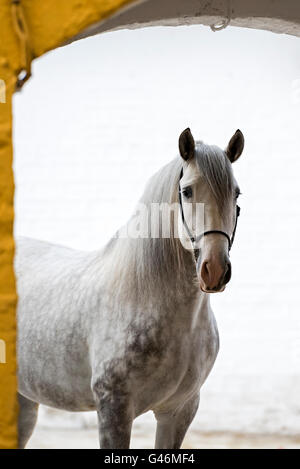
[
  {"xmin": 194, "ymin": 141, "xmax": 234, "ymax": 213},
  {"xmin": 100, "ymin": 158, "xmax": 187, "ymax": 303}
]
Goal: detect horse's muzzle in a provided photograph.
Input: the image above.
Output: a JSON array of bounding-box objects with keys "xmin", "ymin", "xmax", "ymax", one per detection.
[{"xmin": 198, "ymin": 257, "xmax": 231, "ymax": 293}]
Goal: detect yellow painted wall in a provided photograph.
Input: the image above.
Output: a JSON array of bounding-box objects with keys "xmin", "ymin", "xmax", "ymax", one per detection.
[{"xmin": 0, "ymin": 0, "xmax": 137, "ymax": 449}]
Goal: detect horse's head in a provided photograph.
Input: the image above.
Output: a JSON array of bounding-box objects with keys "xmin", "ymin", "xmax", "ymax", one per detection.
[{"xmin": 178, "ymin": 128, "xmax": 244, "ymax": 293}]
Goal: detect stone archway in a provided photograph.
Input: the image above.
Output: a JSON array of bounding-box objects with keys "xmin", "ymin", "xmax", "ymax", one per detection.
[{"xmin": 71, "ymin": 0, "xmax": 300, "ymax": 43}]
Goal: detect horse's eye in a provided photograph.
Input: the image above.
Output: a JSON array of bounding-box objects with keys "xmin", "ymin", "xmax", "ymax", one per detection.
[{"xmin": 182, "ymin": 187, "xmax": 193, "ymax": 199}]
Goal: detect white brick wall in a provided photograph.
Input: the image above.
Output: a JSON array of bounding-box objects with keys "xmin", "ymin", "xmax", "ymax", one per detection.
[{"xmin": 14, "ymin": 25, "xmax": 300, "ymax": 435}]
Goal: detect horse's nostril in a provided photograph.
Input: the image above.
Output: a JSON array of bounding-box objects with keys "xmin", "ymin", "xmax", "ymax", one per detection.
[
  {"xmin": 200, "ymin": 261, "xmax": 210, "ymax": 284},
  {"xmin": 200, "ymin": 259, "xmax": 231, "ymax": 291},
  {"xmin": 203, "ymin": 262, "xmax": 209, "ymax": 275},
  {"xmin": 224, "ymin": 262, "xmax": 231, "ymax": 284}
]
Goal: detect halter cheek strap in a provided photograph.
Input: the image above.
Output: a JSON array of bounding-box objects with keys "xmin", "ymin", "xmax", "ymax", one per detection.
[{"xmin": 178, "ymin": 168, "xmax": 240, "ymax": 258}]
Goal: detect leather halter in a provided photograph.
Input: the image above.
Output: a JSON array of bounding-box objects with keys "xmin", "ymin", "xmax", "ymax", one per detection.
[{"xmin": 178, "ymin": 168, "xmax": 240, "ymax": 260}]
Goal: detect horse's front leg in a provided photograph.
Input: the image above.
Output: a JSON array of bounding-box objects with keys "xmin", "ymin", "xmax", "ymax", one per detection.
[
  {"xmin": 93, "ymin": 380, "xmax": 134, "ymax": 449},
  {"xmin": 154, "ymin": 393, "xmax": 200, "ymax": 449}
]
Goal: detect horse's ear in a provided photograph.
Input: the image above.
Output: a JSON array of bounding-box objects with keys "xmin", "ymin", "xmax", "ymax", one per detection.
[
  {"xmin": 226, "ymin": 129, "xmax": 244, "ymax": 163},
  {"xmin": 179, "ymin": 128, "xmax": 195, "ymax": 161}
]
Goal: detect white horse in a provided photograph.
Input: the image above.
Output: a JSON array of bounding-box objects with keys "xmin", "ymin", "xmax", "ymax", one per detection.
[{"xmin": 15, "ymin": 128, "xmax": 244, "ymax": 449}]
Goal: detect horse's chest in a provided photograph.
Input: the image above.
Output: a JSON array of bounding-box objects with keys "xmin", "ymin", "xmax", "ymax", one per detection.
[
  {"xmin": 174, "ymin": 324, "xmax": 219, "ymax": 395},
  {"xmin": 166, "ymin": 324, "xmax": 218, "ymax": 391},
  {"xmin": 129, "ymin": 313, "xmax": 219, "ymax": 413}
]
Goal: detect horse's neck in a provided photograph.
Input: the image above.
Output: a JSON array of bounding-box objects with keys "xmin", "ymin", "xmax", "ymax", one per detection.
[
  {"xmin": 101, "ymin": 232, "xmax": 204, "ymax": 314},
  {"xmin": 101, "ymin": 160, "xmax": 207, "ymax": 312}
]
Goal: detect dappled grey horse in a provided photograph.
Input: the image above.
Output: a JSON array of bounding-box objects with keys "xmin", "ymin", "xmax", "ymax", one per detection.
[{"xmin": 16, "ymin": 128, "xmax": 244, "ymax": 448}]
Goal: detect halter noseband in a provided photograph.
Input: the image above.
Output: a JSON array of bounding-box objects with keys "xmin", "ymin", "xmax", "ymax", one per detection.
[{"xmin": 178, "ymin": 168, "xmax": 240, "ymax": 259}]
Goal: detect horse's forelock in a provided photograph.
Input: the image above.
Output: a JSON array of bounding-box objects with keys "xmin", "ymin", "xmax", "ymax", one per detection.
[{"xmin": 194, "ymin": 141, "xmax": 234, "ymax": 215}]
